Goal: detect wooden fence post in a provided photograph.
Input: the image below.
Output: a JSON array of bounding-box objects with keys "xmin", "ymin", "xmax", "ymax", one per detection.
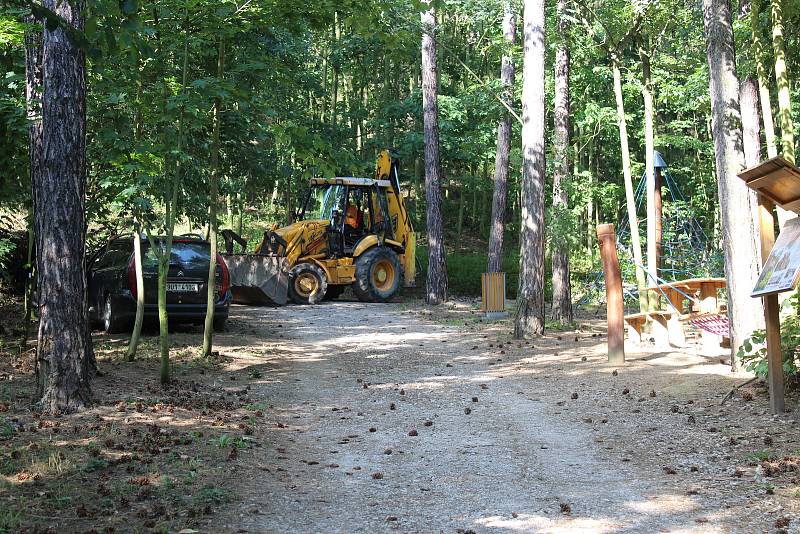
[
  {"xmin": 597, "ymin": 224, "xmax": 625, "ymax": 364},
  {"xmin": 757, "ymin": 197, "xmax": 785, "ymax": 413}
]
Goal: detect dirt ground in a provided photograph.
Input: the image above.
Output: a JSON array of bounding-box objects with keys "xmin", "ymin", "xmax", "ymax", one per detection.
[{"xmin": 3, "ymin": 297, "xmax": 800, "ymax": 533}]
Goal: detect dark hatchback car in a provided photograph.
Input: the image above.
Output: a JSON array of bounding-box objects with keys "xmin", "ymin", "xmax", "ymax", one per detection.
[{"xmin": 88, "ymin": 235, "xmax": 231, "ymax": 333}]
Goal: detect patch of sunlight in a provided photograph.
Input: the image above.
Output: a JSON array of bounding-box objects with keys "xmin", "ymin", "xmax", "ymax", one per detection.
[
  {"xmin": 317, "ymin": 331, "xmax": 449, "ymax": 347},
  {"xmin": 476, "ymin": 514, "xmax": 618, "ymax": 533},
  {"xmin": 625, "ymin": 494, "xmax": 698, "ymax": 514},
  {"xmin": 389, "ymin": 381, "xmax": 447, "ymax": 391},
  {"xmin": 672, "ymin": 363, "xmax": 744, "ymax": 377}
]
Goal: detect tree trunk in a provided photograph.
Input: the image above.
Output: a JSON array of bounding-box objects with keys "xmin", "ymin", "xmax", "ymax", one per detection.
[
  {"xmin": 36, "ymin": 0, "xmax": 93, "ymax": 412},
  {"xmin": 421, "ymin": 3, "xmax": 447, "ymax": 305},
  {"xmin": 741, "ymin": 76, "xmax": 767, "ymax": 261},
  {"xmin": 332, "ymin": 12, "xmax": 340, "ymax": 130},
  {"xmin": 514, "ymin": 0, "xmax": 546, "ymax": 339},
  {"xmin": 152, "ymin": 10, "xmax": 190, "ymax": 385},
  {"xmin": 640, "ymin": 40, "xmax": 658, "ymax": 298},
  {"xmin": 456, "ymin": 180, "xmax": 465, "ymax": 249},
  {"xmin": 751, "ymin": 0, "xmax": 778, "ymax": 159},
  {"xmin": 126, "ymin": 45, "xmax": 144, "ymax": 362},
  {"xmin": 770, "ymin": 0, "xmax": 795, "ymax": 163},
  {"xmin": 126, "ymin": 226, "xmax": 145, "ymax": 361},
  {"xmin": 741, "ymin": 77, "xmax": 763, "ymax": 169},
  {"xmin": 203, "ymin": 37, "xmax": 225, "ymax": 357},
  {"xmin": 24, "ymin": 16, "xmax": 42, "ymax": 356},
  {"xmin": 703, "ymin": 0, "xmax": 762, "ymax": 364},
  {"xmin": 612, "ymin": 52, "xmax": 649, "ymax": 312},
  {"xmin": 551, "ymin": 0, "xmax": 572, "ymax": 324},
  {"xmin": 487, "ymin": 0, "xmax": 516, "ymax": 273}
]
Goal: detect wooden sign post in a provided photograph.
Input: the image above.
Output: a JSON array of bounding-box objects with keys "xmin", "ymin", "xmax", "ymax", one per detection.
[
  {"xmin": 597, "ymin": 224, "xmax": 625, "ymax": 364},
  {"xmin": 737, "ymin": 156, "xmax": 800, "ymax": 413}
]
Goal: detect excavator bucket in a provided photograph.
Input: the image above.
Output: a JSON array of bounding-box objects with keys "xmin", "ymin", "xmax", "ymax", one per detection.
[{"xmin": 223, "ymin": 254, "xmax": 289, "ymax": 306}]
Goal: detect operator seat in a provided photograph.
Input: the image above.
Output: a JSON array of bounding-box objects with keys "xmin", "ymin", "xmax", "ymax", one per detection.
[{"xmin": 344, "ymin": 205, "xmax": 364, "ymax": 248}]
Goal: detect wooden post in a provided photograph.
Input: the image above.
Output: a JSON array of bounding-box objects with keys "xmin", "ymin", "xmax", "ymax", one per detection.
[
  {"xmin": 757, "ymin": 196, "xmax": 785, "ymax": 413},
  {"xmin": 654, "ymin": 167, "xmax": 663, "ymax": 276},
  {"xmin": 597, "ymin": 224, "xmax": 625, "ymax": 364}
]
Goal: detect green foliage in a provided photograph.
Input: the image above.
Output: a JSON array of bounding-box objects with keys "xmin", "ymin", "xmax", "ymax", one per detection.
[
  {"xmin": 213, "ymin": 434, "xmax": 232, "ymax": 448},
  {"xmin": 737, "ymin": 293, "xmax": 800, "ymax": 379},
  {"xmin": 418, "ymin": 246, "xmax": 520, "ymax": 298},
  {"xmin": 192, "ymin": 484, "xmax": 231, "ymax": 506}
]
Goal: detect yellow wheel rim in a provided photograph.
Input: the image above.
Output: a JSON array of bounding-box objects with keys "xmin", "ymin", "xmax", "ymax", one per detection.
[
  {"xmin": 295, "ymin": 273, "xmax": 318, "ymax": 298},
  {"xmin": 372, "ymin": 259, "xmax": 396, "ymax": 291}
]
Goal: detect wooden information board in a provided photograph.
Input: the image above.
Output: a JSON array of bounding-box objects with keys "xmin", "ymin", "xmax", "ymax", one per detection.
[{"xmin": 752, "ymin": 218, "xmax": 800, "ymax": 297}]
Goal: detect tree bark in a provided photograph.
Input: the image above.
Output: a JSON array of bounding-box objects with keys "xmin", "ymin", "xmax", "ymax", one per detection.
[
  {"xmin": 703, "ymin": 0, "xmax": 762, "ymax": 364},
  {"xmin": 612, "ymin": 53, "xmax": 649, "ymax": 312},
  {"xmin": 741, "ymin": 76, "xmax": 769, "ymax": 263},
  {"xmin": 639, "ymin": 40, "xmax": 658, "ymax": 296},
  {"xmin": 126, "ymin": 226, "xmax": 144, "ymax": 361},
  {"xmin": 487, "ymin": 0, "xmax": 516, "ymax": 273},
  {"xmin": 515, "ymin": 0, "xmax": 546, "ymax": 338},
  {"xmin": 751, "ymin": 0, "xmax": 778, "ymax": 159},
  {"xmin": 770, "ymin": 0, "xmax": 795, "ymax": 163},
  {"xmin": 36, "ymin": 0, "xmax": 93, "ymax": 412},
  {"xmin": 421, "ymin": 3, "xmax": 447, "ymax": 304},
  {"xmin": 24, "ymin": 16, "xmax": 42, "ymax": 355},
  {"xmin": 741, "ymin": 77, "xmax": 763, "ymax": 169},
  {"xmin": 551, "ymin": 0, "xmax": 573, "ymax": 324},
  {"xmin": 203, "ymin": 37, "xmax": 225, "ymax": 357}
]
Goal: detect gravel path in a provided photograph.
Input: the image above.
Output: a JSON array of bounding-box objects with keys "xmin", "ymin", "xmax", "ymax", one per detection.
[{"xmin": 217, "ymin": 301, "xmax": 792, "ymax": 533}]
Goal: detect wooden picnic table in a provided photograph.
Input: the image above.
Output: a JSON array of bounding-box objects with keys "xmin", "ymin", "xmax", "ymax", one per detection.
[
  {"xmin": 644, "ymin": 277, "xmax": 727, "ymax": 349},
  {"xmin": 645, "ymin": 277, "xmax": 726, "ymax": 314}
]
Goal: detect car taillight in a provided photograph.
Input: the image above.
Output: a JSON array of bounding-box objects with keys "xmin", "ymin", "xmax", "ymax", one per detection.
[
  {"xmin": 217, "ymin": 253, "xmax": 229, "ymax": 298},
  {"xmin": 127, "ymin": 255, "xmax": 137, "ymax": 299}
]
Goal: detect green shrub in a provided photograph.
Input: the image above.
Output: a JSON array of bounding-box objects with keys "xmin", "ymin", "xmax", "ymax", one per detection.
[
  {"xmin": 416, "ymin": 246, "xmax": 520, "ymax": 298},
  {"xmin": 738, "ymin": 292, "xmax": 800, "ymax": 378}
]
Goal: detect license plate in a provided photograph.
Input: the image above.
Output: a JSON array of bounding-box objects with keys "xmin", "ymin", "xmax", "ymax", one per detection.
[{"xmin": 167, "ymin": 283, "xmax": 199, "ymax": 293}]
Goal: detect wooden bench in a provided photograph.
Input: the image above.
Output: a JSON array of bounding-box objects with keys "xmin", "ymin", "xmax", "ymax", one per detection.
[{"xmin": 624, "ymin": 311, "xmax": 684, "ymax": 348}]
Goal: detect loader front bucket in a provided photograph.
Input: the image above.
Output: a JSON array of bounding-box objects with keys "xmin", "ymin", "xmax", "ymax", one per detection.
[{"xmin": 223, "ymin": 254, "xmax": 289, "ymax": 306}]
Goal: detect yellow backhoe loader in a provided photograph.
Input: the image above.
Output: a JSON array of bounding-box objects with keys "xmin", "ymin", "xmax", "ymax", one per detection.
[{"xmin": 222, "ymin": 150, "xmax": 416, "ymax": 305}]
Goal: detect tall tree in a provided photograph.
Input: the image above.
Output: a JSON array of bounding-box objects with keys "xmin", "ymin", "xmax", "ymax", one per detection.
[
  {"xmin": 551, "ymin": 0, "xmax": 573, "ymax": 323},
  {"xmin": 35, "ymin": 0, "xmax": 93, "ymax": 411},
  {"xmin": 639, "ymin": 37, "xmax": 658, "ymax": 294},
  {"xmin": 487, "ymin": 0, "xmax": 516, "ymax": 273},
  {"xmin": 750, "ymin": 0, "xmax": 778, "ymax": 160},
  {"xmin": 703, "ymin": 0, "xmax": 762, "ymax": 363},
  {"xmin": 24, "ymin": 16, "xmax": 42, "ymax": 353},
  {"xmin": 611, "ymin": 51, "xmax": 649, "ymax": 312},
  {"xmin": 749, "ymin": 0, "xmax": 794, "ymax": 227},
  {"xmin": 577, "ymin": 3, "xmax": 650, "ymax": 313},
  {"xmin": 420, "ymin": 2, "xmax": 447, "ymax": 304},
  {"xmin": 769, "ymin": 0, "xmax": 794, "ymax": 163},
  {"xmin": 203, "ymin": 36, "xmax": 225, "ymax": 357},
  {"xmin": 515, "ymin": 0, "xmax": 546, "ymax": 338}
]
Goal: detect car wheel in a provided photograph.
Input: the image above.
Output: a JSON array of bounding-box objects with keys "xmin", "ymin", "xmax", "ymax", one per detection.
[
  {"xmin": 213, "ymin": 316, "xmax": 227, "ymax": 332},
  {"xmin": 103, "ymin": 294, "xmax": 126, "ymax": 334},
  {"xmin": 352, "ymin": 246, "xmax": 401, "ymax": 303},
  {"xmin": 287, "ymin": 263, "xmax": 328, "ymax": 305}
]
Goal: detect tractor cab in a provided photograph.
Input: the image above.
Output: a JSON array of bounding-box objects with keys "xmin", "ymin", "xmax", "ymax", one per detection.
[{"xmin": 299, "ymin": 178, "xmax": 395, "ymax": 257}]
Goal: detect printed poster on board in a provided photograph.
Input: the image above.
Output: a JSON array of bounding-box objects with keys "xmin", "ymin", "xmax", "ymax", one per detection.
[{"xmin": 752, "ymin": 218, "xmax": 800, "ymax": 297}]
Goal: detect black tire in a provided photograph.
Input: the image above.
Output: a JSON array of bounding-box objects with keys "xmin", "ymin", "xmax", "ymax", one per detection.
[
  {"xmin": 288, "ymin": 263, "xmax": 328, "ymax": 305},
  {"xmin": 213, "ymin": 315, "xmax": 227, "ymax": 332},
  {"xmin": 352, "ymin": 246, "xmax": 401, "ymax": 303},
  {"xmin": 102, "ymin": 294, "xmax": 126, "ymax": 334},
  {"xmin": 323, "ymin": 285, "xmax": 346, "ymax": 301}
]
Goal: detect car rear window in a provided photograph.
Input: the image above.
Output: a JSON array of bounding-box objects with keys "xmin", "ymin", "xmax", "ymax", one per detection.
[{"xmin": 142, "ymin": 241, "xmax": 210, "ymax": 269}]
